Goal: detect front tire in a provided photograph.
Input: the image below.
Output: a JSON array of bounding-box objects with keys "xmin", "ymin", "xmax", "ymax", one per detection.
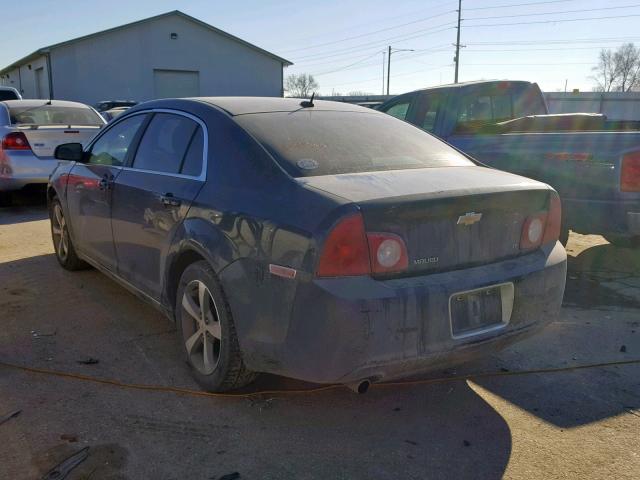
[
  {"xmin": 176, "ymin": 260, "xmax": 256, "ymax": 392},
  {"xmin": 49, "ymin": 198, "xmax": 88, "ymax": 270}
]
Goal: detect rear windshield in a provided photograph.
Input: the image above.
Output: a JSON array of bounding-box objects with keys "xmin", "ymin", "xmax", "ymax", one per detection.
[
  {"xmin": 9, "ymin": 106, "xmax": 103, "ymax": 126},
  {"xmin": 0, "ymin": 90, "xmax": 19, "ymax": 101},
  {"xmin": 235, "ymin": 110, "xmax": 473, "ymax": 177}
]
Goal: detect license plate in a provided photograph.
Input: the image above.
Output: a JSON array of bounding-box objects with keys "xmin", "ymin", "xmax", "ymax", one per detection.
[{"xmin": 450, "ymin": 286, "xmax": 504, "ymax": 338}]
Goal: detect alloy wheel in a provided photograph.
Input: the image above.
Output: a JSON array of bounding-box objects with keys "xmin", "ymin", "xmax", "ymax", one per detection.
[
  {"xmin": 181, "ymin": 280, "xmax": 222, "ymax": 375},
  {"xmin": 51, "ymin": 204, "xmax": 69, "ymax": 262}
]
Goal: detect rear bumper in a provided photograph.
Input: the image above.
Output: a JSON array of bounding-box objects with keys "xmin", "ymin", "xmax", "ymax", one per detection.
[
  {"xmin": 238, "ymin": 242, "xmax": 567, "ymax": 384},
  {"xmin": 0, "ymin": 151, "xmax": 58, "ymax": 191},
  {"xmin": 563, "ymin": 197, "xmax": 640, "ymax": 237}
]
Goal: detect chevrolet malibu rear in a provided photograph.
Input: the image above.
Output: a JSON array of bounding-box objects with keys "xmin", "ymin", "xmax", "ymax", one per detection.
[
  {"xmin": 227, "ymin": 104, "xmax": 567, "ymax": 387},
  {"xmin": 48, "ymin": 98, "xmax": 565, "ymax": 392},
  {"xmin": 0, "ymin": 100, "xmax": 104, "ymax": 193}
]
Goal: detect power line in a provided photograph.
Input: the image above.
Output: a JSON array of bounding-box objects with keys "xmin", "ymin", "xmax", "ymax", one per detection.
[
  {"xmin": 467, "ymin": 36, "xmax": 640, "ymax": 45},
  {"xmin": 291, "ymin": 23, "xmax": 455, "ymax": 61},
  {"xmin": 271, "ymin": 0, "xmax": 458, "ymax": 50},
  {"xmin": 465, "ymin": 13, "xmax": 640, "ymax": 27},
  {"xmin": 465, "ymin": 0, "xmax": 578, "ymax": 10},
  {"xmin": 321, "ymin": 65, "xmax": 453, "ymax": 89},
  {"xmin": 466, "ymin": 4, "xmax": 640, "ymax": 20},
  {"xmin": 313, "ymin": 51, "xmax": 385, "ymax": 76},
  {"xmin": 279, "ymin": 10, "xmax": 456, "ymax": 54},
  {"xmin": 308, "ymin": 47, "xmax": 451, "ymax": 78}
]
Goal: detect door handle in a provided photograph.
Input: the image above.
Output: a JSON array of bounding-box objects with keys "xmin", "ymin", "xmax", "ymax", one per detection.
[
  {"xmin": 160, "ymin": 193, "xmax": 181, "ymax": 207},
  {"xmin": 98, "ymin": 174, "xmax": 114, "ymax": 190}
]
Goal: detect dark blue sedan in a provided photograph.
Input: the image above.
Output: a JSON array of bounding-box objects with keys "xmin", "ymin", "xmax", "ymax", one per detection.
[{"xmin": 48, "ymin": 97, "xmax": 567, "ymax": 392}]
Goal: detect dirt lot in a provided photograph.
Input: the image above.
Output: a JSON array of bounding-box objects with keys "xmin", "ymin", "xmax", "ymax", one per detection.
[{"xmin": 1, "ymin": 201, "xmax": 639, "ymax": 479}]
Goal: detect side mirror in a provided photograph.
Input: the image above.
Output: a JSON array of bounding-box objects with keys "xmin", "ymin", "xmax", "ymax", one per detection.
[{"xmin": 54, "ymin": 143, "xmax": 84, "ymax": 162}]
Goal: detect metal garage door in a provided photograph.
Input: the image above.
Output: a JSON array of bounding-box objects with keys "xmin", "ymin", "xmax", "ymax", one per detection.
[{"xmin": 153, "ymin": 69, "xmax": 200, "ymax": 99}]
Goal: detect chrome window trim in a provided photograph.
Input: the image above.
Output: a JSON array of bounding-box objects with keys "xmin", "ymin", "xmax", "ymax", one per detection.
[{"xmin": 85, "ymin": 108, "xmax": 208, "ymax": 181}]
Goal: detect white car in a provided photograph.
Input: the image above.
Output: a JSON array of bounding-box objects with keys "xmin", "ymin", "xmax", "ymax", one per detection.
[
  {"xmin": 0, "ymin": 100, "xmax": 105, "ymax": 196},
  {"xmin": 0, "ymin": 86, "xmax": 21, "ymax": 101}
]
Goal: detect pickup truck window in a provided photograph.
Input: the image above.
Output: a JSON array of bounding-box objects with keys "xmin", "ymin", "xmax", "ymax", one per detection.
[
  {"xmin": 414, "ymin": 93, "xmax": 444, "ymax": 133},
  {"xmin": 455, "ymin": 92, "xmax": 513, "ymax": 132},
  {"xmin": 383, "ymin": 101, "xmax": 410, "ymax": 120}
]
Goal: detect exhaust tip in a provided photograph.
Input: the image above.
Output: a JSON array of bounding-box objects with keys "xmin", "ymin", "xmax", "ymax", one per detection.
[{"xmin": 346, "ymin": 379, "xmax": 371, "ymax": 394}]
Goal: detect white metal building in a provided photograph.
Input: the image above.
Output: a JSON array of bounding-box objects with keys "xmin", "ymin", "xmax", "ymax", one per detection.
[{"xmin": 0, "ymin": 11, "xmax": 292, "ymax": 104}]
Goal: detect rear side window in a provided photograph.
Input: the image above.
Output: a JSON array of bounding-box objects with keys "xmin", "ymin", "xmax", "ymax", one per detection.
[
  {"xmin": 455, "ymin": 92, "xmax": 513, "ymax": 132},
  {"xmin": 88, "ymin": 115, "xmax": 145, "ymax": 166},
  {"xmin": 9, "ymin": 106, "xmax": 103, "ymax": 126},
  {"xmin": 132, "ymin": 113, "xmax": 200, "ymax": 175},
  {"xmin": 235, "ymin": 110, "xmax": 473, "ymax": 177}
]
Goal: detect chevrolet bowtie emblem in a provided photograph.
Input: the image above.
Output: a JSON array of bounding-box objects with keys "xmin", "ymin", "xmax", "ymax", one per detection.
[{"xmin": 457, "ymin": 212, "xmax": 483, "ymax": 226}]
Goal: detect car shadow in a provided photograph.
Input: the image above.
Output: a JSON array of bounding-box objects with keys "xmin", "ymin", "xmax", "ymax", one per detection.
[
  {"xmin": 0, "ymin": 188, "xmax": 48, "ymax": 225},
  {"xmin": 0, "ymin": 253, "xmax": 513, "ymax": 478}
]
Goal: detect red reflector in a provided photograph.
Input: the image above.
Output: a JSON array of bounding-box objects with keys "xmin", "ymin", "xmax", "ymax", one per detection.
[
  {"xmin": 367, "ymin": 233, "xmax": 409, "ymax": 274},
  {"xmin": 621, "ymin": 151, "xmax": 640, "ymax": 192},
  {"xmin": 317, "ymin": 214, "xmax": 371, "ymax": 277},
  {"xmin": 2, "ymin": 132, "xmax": 31, "ymax": 151}
]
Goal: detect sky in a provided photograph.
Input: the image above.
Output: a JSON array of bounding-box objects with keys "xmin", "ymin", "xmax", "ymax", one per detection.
[{"xmin": 4, "ymin": 0, "xmax": 640, "ymax": 95}]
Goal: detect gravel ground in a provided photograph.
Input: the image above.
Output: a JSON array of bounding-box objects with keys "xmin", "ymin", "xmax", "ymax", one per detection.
[{"xmin": 0, "ymin": 203, "xmax": 639, "ymax": 479}]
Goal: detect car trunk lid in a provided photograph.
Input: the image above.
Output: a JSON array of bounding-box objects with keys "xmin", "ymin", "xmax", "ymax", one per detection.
[
  {"xmin": 17, "ymin": 125, "xmax": 101, "ymax": 158},
  {"xmin": 300, "ymin": 166, "xmax": 551, "ymax": 275}
]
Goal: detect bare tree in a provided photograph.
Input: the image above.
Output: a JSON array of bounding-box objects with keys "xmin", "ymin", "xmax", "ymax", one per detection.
[
  {"xmin": 591, "ymin": 43, "xmax": 640, "ymax": 92},
  {"xmin": 615, "ymin": 43, "xmax": 640, "ymax": 92},
  {"xmin": 284, "ymin": 73, "xmax": 319, "ymax": 98}
]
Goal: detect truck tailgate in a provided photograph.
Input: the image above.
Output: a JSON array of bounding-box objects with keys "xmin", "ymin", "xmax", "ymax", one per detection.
[{"xmin": 449, "ymin": 131, "xmax": 640, "ymax": 201}]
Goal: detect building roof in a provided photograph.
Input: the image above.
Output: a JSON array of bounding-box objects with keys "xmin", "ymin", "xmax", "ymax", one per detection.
[{"xmin": 0, "ymin": 10, "xmax": 292, "ymax": 75}]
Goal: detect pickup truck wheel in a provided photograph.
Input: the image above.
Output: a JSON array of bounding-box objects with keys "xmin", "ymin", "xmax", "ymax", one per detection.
[
  {"xmin": 49, "ymin": 199, "xmax": 89, "ymax": 271},
  {"xmin": 176, "ymin": 260, "xmax": 257, "ymax": 392}
]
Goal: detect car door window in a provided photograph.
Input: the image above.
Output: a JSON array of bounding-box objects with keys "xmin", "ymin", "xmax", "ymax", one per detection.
[
  {"xmin": 87, "ymin": 115, "xmax": 145, "ymax": 166},
  {"xmin": 179, "ymin": 127, "xmax": 204, "ymax": 177},
  {"xmin": 132, "ymin": 113, "xmax": 199, "ymax": 174}
]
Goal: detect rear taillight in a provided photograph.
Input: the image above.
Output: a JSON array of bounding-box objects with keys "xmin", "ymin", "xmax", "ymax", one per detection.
[
  {"xmin": 1, "ymin": 132, "xmax": 31, "ymax": 151},
  {"xmin": 520, "ymin": 213, "xmax": 547, "ymax": 250},
  {"xmin": 316, "ymin": 213, "xmax": 409, "ymax": 277},
  {"xmin": 542, "ymin": 192, "xmax": 562, "ymax": 245},
  {"xmin": 367, "ymin": 232, "xmax": 409, "ymax": 274},
  {"xmin": 621, "ymin": 151, "xmax": 640, "ymax": 192},
  {"xmin": 316, "ymin": 214, "xmax": 371, "ymax": 277},
  {"xmin": 520, "ymin": 191, "xmax": 562, "ymax": 249}
]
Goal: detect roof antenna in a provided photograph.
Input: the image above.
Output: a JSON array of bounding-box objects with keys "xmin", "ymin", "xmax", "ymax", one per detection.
[{"xmin": 300, "ymin": 91, "xmax": 315, "ymax": 108}]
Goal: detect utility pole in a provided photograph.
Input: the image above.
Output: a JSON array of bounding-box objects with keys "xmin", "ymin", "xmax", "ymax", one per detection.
[
  {"xmin": 387, "ymin": 46, "xmax": 391, "ymax": 96},
  {"xmin": 387, "ymin": 46, "xmax": 414, "ymax": 96},
  {"xmin": 454, "ymin": 0, "xmax": 462, "ymax": 83},
  {"xmin": 382, "ymin": 50, "xmax": 386, "ymax": 95}
]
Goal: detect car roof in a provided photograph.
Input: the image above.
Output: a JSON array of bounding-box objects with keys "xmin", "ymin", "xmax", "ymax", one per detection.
[
  {"xmin": 397, "ymin": 80, "xmax": 535, "ymax": 96},
  {"xmin": 0, "ymin": 99, "xmax": 92, "ymax": 108},
  {"xmin": 195, "ymin": 97, "xmax": 378, "ymax": 116},
  {"xmin": 0, "ymin": 86, "xmax": 19, "ymax": 91}
]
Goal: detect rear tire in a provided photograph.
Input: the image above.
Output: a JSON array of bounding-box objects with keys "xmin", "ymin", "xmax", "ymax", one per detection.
[
  {"xmin": 49, "ymin": 198, "xmax": 88, "ymax": 270},
  {"xmin": 176, "ymin": 260, "xmax": 257, "ymax": 392}
]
